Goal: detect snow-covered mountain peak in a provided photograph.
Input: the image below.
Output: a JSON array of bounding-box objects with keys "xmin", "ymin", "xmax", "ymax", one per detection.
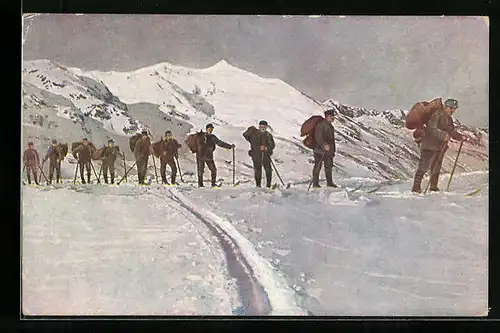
[
  {"xmin": 206, "ymin": 59, "xmax": 232, "ymax": 70},
  {"xmin": 324, "ymin": 98, "xmax": 341, "ymax": 107}
]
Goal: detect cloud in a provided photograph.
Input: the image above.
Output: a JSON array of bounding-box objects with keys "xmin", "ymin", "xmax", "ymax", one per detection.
[{"xmin": 22, "ymin": 15, "xmax": 489, "ymax": 127}]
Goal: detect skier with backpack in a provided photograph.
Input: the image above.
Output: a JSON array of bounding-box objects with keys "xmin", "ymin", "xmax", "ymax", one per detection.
[
  {"xmin": 23, "ymin": 142, "xmax": 40, "ymax": 185},
  {"xmin": 72, "ymin": 138, "xmax": 97, "ymax": 184},
  {"xmin": 310, "ymin": 109, "xmax": 337, "ymax": 188},
  {"xmin": 100, "ymin": 139, "xmax": 120, "ymax": 184},
  {"xmin": 132, "ymin": 130, "xmax": 152, "ymax": 185},
  {"xmin": 43, "ymin": 139, "xmax": 63, "ymax": 184},
  {"xmin": 155, "ymin": 130, "xmax": 181, "ymax": 185},
  {"xmin": 243, "ymin": 120, "xmax": 276, "ymax": 188},
  {"xmin": 409, "ymin": 98, "xmax": 466, "ymax": 193},
  {"xmin": 186, "ymin": 123, "xmax": 235, "ymax": 188}
]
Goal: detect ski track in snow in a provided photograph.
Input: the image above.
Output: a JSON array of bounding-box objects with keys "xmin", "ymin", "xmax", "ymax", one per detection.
[
  {"xmin": 174, "ymin": 171, "xmax": 488, "ymax": 316},
  {"xmin": 149, "ymin": 188, "xmax": 273, "ymax": 315},
  {"xmin": 22, "ymin": 180, "xmax": 306, "ymax": 315},
  {"xmin": 22, "ymin": 169, "xmax": 487, "ymax": 316},
  {"xmin": 166, "ymin": 187, "xmax": 307, "ymax": 315},
  {"xmin": 21, "ymin": 184, "xmax": 240, "ymax": 315}
]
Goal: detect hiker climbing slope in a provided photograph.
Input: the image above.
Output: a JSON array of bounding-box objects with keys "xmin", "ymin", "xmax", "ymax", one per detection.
[{"xmin": 412, "ymin": 98, "xmax": 465, "ymax": 193}]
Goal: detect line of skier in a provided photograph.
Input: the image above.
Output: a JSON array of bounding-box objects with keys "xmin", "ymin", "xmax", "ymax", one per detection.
[{"xmin": 22, "ymin": 98, "xmax": 467, "ymax": 192}]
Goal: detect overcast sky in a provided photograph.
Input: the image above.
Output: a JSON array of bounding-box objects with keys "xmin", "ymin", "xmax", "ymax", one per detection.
[{"xmin": 22, "ymin": 15, "xmax": 489, "ymax": 127}]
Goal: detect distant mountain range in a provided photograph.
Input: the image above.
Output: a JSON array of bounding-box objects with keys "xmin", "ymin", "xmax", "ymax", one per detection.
[{"xmin": 22, "ymin": 59, "xmax": 488, "ymax": 182}]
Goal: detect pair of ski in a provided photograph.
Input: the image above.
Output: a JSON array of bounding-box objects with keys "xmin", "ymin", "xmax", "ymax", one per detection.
[
  {"xmin": 420, "ymin": 188, "xmax": 483, "ymax": 197},
  {"xmin": 272, "ymin": 182, "xmax": 382, "ymax": 193},
  {"xmin": 182, "ymin": 179, "xmax": 242, "ymax": 188}
]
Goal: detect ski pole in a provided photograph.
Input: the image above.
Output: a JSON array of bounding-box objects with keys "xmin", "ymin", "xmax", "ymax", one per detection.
[
  {"xmin": 267, "ymin": 151, "xmax": 284, "ymax": 186},
  {"xmin": 89, "ymin": 161, "xmax": 101, "ymax": 184},
  {"xmin": 117, "ymin": 160, "xmax": 138, "ymax": 185},
  {"xmin": 232, "ymin": 147, "xmax": 236, "ymax": 186},
  {"xmin": 308, "ymin": 151, "xmax": 326, "ymax": 191},
  {"xmin": 41, "ymin": 160, "xmax": 46, "ymax": 181},
  {"xmin": 446, "ymin": 139, "xmax": 464, "ymax": 192},
  {"xmin": 151, "ymin": 153, "xmax": 159, "ymax": 184},
  {"xmin": 97, "ymin": 161, "xmax": 103, "ymax": 183},
  {"xmin": 261, "ymin": 150, "xmax": 264, "ymax": 185},
  {"xmin": 122, "ymin": 153, "xmax": 127, "ymax": 182},
  {"xmin": 423, "ymin": 139, "xmax": 449, "ymax": 194},
  {"xmin": 33, "ymin": 165, "xmax": 40, "ymax": 185},
  {"xmin": 73, "ymin": 162, "xmax": 79, "ymax": 184},
  {"xmin": 175, "ymin": 157, "xmax": 184, "ymax": 182},
  {"xmin": 38, "ymin": 163, "xmax": 49, "ymax": 183}
]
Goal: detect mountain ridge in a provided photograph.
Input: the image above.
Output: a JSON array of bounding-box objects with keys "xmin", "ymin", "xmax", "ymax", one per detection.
[{"xmin": 21, "ymin": 59, "xmax": 488, "ymax": 182}]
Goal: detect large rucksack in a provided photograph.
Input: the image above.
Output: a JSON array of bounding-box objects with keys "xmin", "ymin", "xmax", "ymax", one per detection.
[
  {"xmin": 185, "ymin": 131, "xmax": 203, "ymax": 153},
  {"xmin": 300, "ymin": 115, "xmax": 324, "ymax": 149},
  {"xmin": 129, "ymin": 133, "xmax": 142, "ymax": 153},
  {"xmin": 242, "ymin": 126, "xmax": 258, "ymax": 142},
  {"xmin": 72, "ymin": 141, "xmax": 96, "ymax": 159},
  {"xmin": 92, "ymin": 146, "xmax": 106, "ymax": 160},
  {"xmin": 71, "ymin": 141, "xmax": 82, "ymax": 153},
  {"xmin": 151, "ymin": 140, "xmax": 163, "ymax": 158},
  {"xmin": 405, "ymin": 98, "xmax": 443, "ymax": 130},
  {"xmin": 58, "ymin": 143, "xmax": 68, "ymax": 160}
]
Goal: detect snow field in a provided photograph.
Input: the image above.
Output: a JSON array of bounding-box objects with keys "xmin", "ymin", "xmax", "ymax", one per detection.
[
  {"xmin": 179, "ymin": 171, "xmax": 488, "ymax": 315},
  {"xmin": 21, "ymin": 185, "xmax": 237, "ymax": 315}
]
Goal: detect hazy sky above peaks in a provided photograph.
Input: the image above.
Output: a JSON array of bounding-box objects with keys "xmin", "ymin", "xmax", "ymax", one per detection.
[{"xmin": 22, "ymin": 15, "xmax": 489, "ymax": 127}]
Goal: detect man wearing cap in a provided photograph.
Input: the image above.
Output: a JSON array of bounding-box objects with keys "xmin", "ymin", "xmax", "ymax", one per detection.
[
  {"xmin": 43, "ymin": 139, "xmax": 62, "ymax": 184},
  {"xmin": 160, "ymin": 130, "xmax": 181, "ymax": 185},
  {"xmin": 134, "ymin": 130, "xmax": 152, "ymax": 185},
  {"xmin": 23, "ymin": 142, "xmax": 40, "ymax": 185},
  {"xmin": 312, "ymin": 109, "xmax": 337, "ymax": 188},
  {"xmin": 197, "ymin": 123, "xmax": 235, "ymax": 187},
  {"xmin": 73, "ymin": 138, "xmax": 96, "ymax": 184},
  {"xmin": 249, "ymin": 120, "xmax": 276, "ymax": 188},
  {"xmin": 412, "ymin": 98, "xmax": 465, "ymax": 193},
  {"xmin": 101, "ymin": 139, "xmax": 120, "ymax": 184}
]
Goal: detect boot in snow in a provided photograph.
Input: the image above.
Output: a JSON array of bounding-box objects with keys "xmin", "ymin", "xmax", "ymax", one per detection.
[
  {"xmin": 412, "ymin": 171, "xmax": 424, "ymax": 193},
  {"xmin": 429, "ymin": 173, "xmax": 440, "ymax": 192},
  {"xmin": 325, "ymin": 168, "xmax": 338, "ymax": 187}
]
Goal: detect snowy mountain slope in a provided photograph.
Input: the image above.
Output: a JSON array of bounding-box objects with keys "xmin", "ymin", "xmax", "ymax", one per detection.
[
  {"xmin": 21, "ymin": 170, "xmax": 488, "ymax": 315},
  {"xmin": 22, "ymin": 59, "xmax": 488, "ymax": 184},
  {"xmin": 172, "ymin": 170, "xmax": 489, "ymax": 316},
  {"xmin": 23, "ymin": 60, "xmax": 140, "ymax": 136},
  {"xmin": 323, "ymin": 99, "xmax": 488, "ymax": 179},
  {"xmin": 22, "ymin": 82, "xmax": 136, "ymax": 160},
  {"xmin": 76, "ymin": 60, "xmax": 322, "ymax": 139},
  {"xmin": 22, "ymin": 75, "xmax": 192, "ymax": 159}
]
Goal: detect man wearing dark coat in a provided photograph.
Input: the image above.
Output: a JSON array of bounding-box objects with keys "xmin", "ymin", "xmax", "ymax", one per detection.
[
  {"xmin": 249, "ymin": 120, "xmax": 275, "ymax": 188},
  {"xmin": 197, "ymin": 123, "xmax": 235, "ymax": 187},
  {"xmin": 311, "ymin": 109, "xmax": 337, "ymax": 188},
  {"xmin": 412, "ymin": 98, "xmax": 465, "ymax": 193}
]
